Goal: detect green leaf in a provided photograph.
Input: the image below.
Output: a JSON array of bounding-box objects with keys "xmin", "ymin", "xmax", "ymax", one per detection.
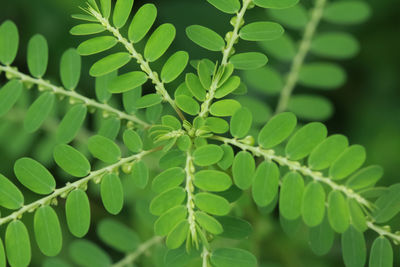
[
  {"xmin": 197, "ymin": 59, "xmax": 212, "ymax": 89},
  {"xmin": 194, "ymin": 170, "xmax": 232, "ymax": 192},
  {"xmin": 162, "ymin": 115, "xmax": 181, "ymax": 130},
  {"xmin": 0, "ymin": 173, "xmax": 23, "ymax": 209},
  {"xmin": 285, "ymin": 122, "xmax": 327, "ymax": 160},
  {"xmin": 128, "ymin": 3, "xmax": 157, "ymax": 43},
  {"xmin": 24, "ymin": 92, "xmax": 55, "ymax": 133},
  {"xmin": 348, "ymin": 198, "xmax": 367, "ymax": 232},
  {"xmin": 98, "ymin": 116, "xmax": 121, "ymax": 140},
  {"xmin": 186, "ymin": 25, "xmax": 225, "ymax": 51},
  {"xmin": 230, "ymin": 107, "xmax": 252, "ymax": 138},
  {"xmin": 99, "ymin": 0, "xmax": 111, "ymax": 19},
  {"xmin": 175, "ymin": 95, "xmax": 199, "ymax": 115},
  {"xmin": 123, "ymin": 86, "xmax": 142, "ymax": 113},
  {"xmin": 0, "ymin": 80, "xmax": 23, "ymax": 117},
  {"xmin": 308, "ymin": 134, "xmax": 348, "ymax": 170},
  {"xmin": 309, "ymin": 214, "xmax": 334, "ymax": 256},
  {"xmin": 161, "ymin": 51, "xmax": 189, "ymax": 83},
  {"xmin": 69, "ymin": 240, "xmax": 111, "ymax": 267},
  {"xmin": 154, "ymin": 205, "xmax": 187, "ymax": 236},
  {"xmin": 0, "ymin": 238, "xmax": 5, "ymax": 267},
  {"xmin": 95, "ymin": 70, "xmax": 116, "ymax": 103},
  {"xmin": 60, "ymin": 48, "xmax": 81, "ymax": 90},
  {"xmin": 195, "ymin": 211, "xmax": 223, "ymax": 234},
  {"xmin": 34, "ymin": 206, "xmax": 62, "ymax": 256},
  {"xmin": 235, "ymin": 97, "xmax": 269, "ymax": 124},
  {"xmin": 108, "ymin": 71, "xmax": 147, "ymax": 93},
  {"xmin": 90, "ymin": 52, "xmax": 131, "ymax": 77},
  {"xmin": 268, "ymin": 4, "xmax": 308, "ymax": 30},
  {"xmin": 0, "ymin": 20, "xmax": 19, "ymax": 65},
  {"xmin": 299, "ymin": 63, "xmax": 346, "ymax": 89},
  {"xmin": 27, "ymin": 34, "xmax": 48, "ymax": 78},
  {"xmin": 243, "ymin": 66, "xmax": 283, "ymax": 95},
  {"xmin": 323, "ymin": 1, "xmax": 371, "ymax": 25},
  {"xmin": 56, "ymin": 104, "xmax": 87, "ymax": 143},
  {"xmin": 14, "ymin": 157, "xmax": 55, "ymax": 194},
  {"xmin": 88, "ymin": 135, "xmax": 121, "ymax": 163},
  {"xmin": 166, "ymin": 220, "xmax": 189, "ymax": 249},
  {"xmin": 5, "ymin": 221, "xmax": 31, "ymax": 267},
  {"xmin": 229, "ymin": 52, "xmax": 268, "ymax": 70},
  {"xmin": 258, "ymin": 112, "xmax": 297, "ymax": 148},
  {"xmin": 101, "ymin": 173, "xmax": 124, "ymax": 215},
  {"xmin": 193, "ymin": 144, "xmax": 223, "ymax": 166},
  {"xmin": 215, "ymin": 76, "xmax": 241, "ymax": 99},
  {"xmin": 71, "ymin": 13, "xmax": 97, "ymax": 22},
  {"xmin": 150, "ymin": 187, "xmax": 186, "ymax": 215},
  {"xmin": 254, "ymin": 0, "xmax": 299, "ymax": 9},
  {"xmin": 341, "ymin": 226, "xmax": 366, "ymax": 267},
  {"xmin": 123, "ymin": 129, "xmax": 143, "ymax": 153},
  {"xmin": 329, "ymin": 145, "xmax": 366, "ymax": 180},
  {"xmin": 210, "ymin": 248, "xmax": 257, "ymax": 267},
  {"xmin": 259, "ymin": 34, "xmax": 296, "ymax": 62},
  {"xmin": 302, "ymin": 182, "xmax": 325, "ymax": 227},
  {"xmin": 346, "ymin": 165, "xmax": 383, "ymax": 191},
  {"xmin": 194, "ymin": 192, "xmax": 230, "ymax": 216},
  {"xmin": 185, "ymin": 73, "xmax": 206, "ymax": 101},
  {"xmin": 252, "ymin": 161, "xmax": 279, "ymax": 207},
  {"xmin": 311, "ymin": 32, "xmax": 359, "ymax": 59},
  {"xmin": 217, "ymin": 144, "xmax": 234, "ymax": 170},
  {"xmin": 53, "ymin": 144, "xmax": 91, "ymax": 177},
  {"xmin": 135, "ymin": 93, "xmax": 162, "ymax": 108},
  {"xmin": 206, "ymin": 0, "xmax": 240, "ymax": 14},
  {"xmin": 97, "ymin": 219, "xmax": 140, "ymax": 252},
  {"xmin": 232, "ymin": 151, "xmax": 255, "ymax": 190},
  {"xmin": 328, "ymin": 191, "xmax": 350, "ymax": 233},
  {"xmin": 205, "ymin": 117, "xmax": 229, "ymax": 134},
  {"xmin": 279, "ymin": 172, "xmax": 304, "ymax": 220},
  {"xmin": 287, "ymin": 94, "xmax": 333, "ymax": 121},
  {"xmin": 239, "ymin": 22, "xmax": 284, "ymax": 41},
  {"xmin": 218, "ymin": 216, "xmax": 252, "ymax": 239},
  {"xmin": 70, "ymin": 23, "xmax": 105, "ymax": 35},
  {"xmin": 369, "ymin": 237, "xmax": 393, "ymax": 267},
  {"xmin": 131, "ymin": 161, "xmax": 149, "ymax": 189},
  {"xmin": 66, "ymin": 189, "xmax": 91, "ymax": 238},
  {"xmin": 373, "ymin": 184, "xmax": 400, "ymax": 223},
  {"xmin": 210, "ymin": 99, "xmax": 241, "ymax": 117},
  {"xmin": 77, "ymin": 36, "xmax": 117, "ymax": 56},
  {"xmin": 144, "ymin": 23, "xmax": 176, "ymax": 62},
  {"xmin": 152, "ymin": 167, "xmax": 185, "ymax": 193},
  {"xmin": 113, "ymin": 0, "xmax": 133, "ymax": 28}
]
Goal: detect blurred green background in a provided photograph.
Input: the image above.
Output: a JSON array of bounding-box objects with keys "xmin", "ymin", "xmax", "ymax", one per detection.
[{"xmin": 1, "ymin": 0, "xmax": 399, "ymax": 266}]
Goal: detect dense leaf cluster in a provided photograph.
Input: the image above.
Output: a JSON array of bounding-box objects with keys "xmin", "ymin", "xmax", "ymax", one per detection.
[{"xmin": 0, "ymin": 0, "xmax": 397, "ymax": 266}]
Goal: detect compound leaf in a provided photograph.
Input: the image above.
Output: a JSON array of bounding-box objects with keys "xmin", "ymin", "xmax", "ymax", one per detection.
[
  {"xmin": 27, "ymin": 34, "xmax": 48, "ymax": 78},
  {"xmin": 186, "ymin": 25, "xmax": 225, "ymax": 51},
  {"xmin": 128, "ymin": 3, "xmax": 157, "ymax": 43},
  {"xmin": 34, "ymin": 206, "xmax": 62, "ymax": 256},
  {"xmin": 53, "ymin": 144, "xmax": 91, "ymax": 177},
  {"xmin": 66, "ymin": 189, "xmax": 91, "ymax": 238},
  {"xmin": 144, "ymin": 23, "xmax": 176, "ymax": 62},
  {"xmin": 101, "ymin": 173, "xmax": 124, "ymax": 215},
  {"xmin": 14, "ymin": 157, "xmax": 55, "ymax": 194}
]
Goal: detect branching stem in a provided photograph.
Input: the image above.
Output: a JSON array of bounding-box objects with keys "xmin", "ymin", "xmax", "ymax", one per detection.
[
  {"xmin": 275, "ymin": 0, "xmax": 327, "ymax": 113},
  {"xmin": 0, "ymin": 149, "xmax": 158, "ymax": 226},
  {"xmin": 88, "ymin": 7, "xmax": 186, "ymax": 121},
  {"xmin": 198, "ymin": 0, "xmax": 252, "ymax": 118},
  {"xmin": 0, "ymin": 65, "xmax": 150, "ymax": 128},
  {"xmin": 112, "ymin": 236, "xmax": 163, "ymax": 267}
]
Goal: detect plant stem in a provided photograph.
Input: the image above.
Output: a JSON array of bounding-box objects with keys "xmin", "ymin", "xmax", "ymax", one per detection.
[
  {"xmin": 0, "ymin": 149, "xmax": 158, "ymax": 226},
  {"xmin": 367, "ymin": 222, "xmax": 400, "ymax": 244},
  {"xmin": 185, "ymin": 150, "xmax": 197, "ymax": 242},
  {"xmin": 0, "ymin": 65, "xmax": 150, "ymax": 128},
  {"xmin": 88, "ymin": 7, "xmax": 186, "ymax": 122},
  {"xmin": 275, "ymin": 0, "xmax": 327, "ymax": 113},
  {"xmin": 202, "ymin": 245, "xmax": 211, "ymax": 267},
  {"xmin": 112, "ymin": 236, "xmax": 163, "ymax": 267},
  {"xmin": 198, "ymin": 0, "xmax": 252, "ymax": 118},
  {"xmin": 211, "ymin": 136, "xmax": 372, "ymax": 209}
]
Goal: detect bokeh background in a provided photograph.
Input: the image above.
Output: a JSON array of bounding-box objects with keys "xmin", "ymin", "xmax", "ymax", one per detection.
[{"xmin": 1, "ymin": 0, "xmax": 399, "ymax": 266}]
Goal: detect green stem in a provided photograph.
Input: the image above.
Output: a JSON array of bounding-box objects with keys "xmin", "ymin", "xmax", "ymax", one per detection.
[
  {"xmin": 202, "ymin": 245, "xmax": 211, "ymax": 267},
  {"xmin": 112, "ymin": 236, "xmax": 163, "ymax": 267},
  {"xmin": 185, "ymin": 150, "xmax": 197, "ymax": 242},
  {"xmin": 198, "ymin": 0, "xmax": 252, "ymax": 118},
  {"xmin": 0, "ymin": 149, "xmax": 157, "ymax": 226},
  {"xmin": 0, "ymin": 65, "xmax": 150, "ymax": 128},
  {"xmin": 88, "ymin": 7, "xmax": 186, "ymax": 122},
  {"xmin": 275, "ymin": 0, "xmax": 327, "ymax": 113}
]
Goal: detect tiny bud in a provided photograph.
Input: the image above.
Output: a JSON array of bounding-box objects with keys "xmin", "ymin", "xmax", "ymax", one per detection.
[
  {"xmin": 230, "ymin": 16, "xmax": 238, "ymax": 27},
  {"xmin": 122, "ymin": 163, "xmax": 132, "ymax": 174},
  {"xmin": 23, "ymin": 81, "xmax": 34, "ymax": 89},
  {"xmin": 126, "ymin": 121, "xmax": 134, "ymax": 129},
  {"xmin": 51, "ymin": 198, "xmax": 58, "ymax": 206},
  {"xmin": 241, "ymin": 135, "xmax": 255, "ymax": 146},
  {"xmin": 247, "ymin": 2, "xmax": 255, "ymax": 9},
  {"xmin": 102, "ymin": 110, "xmax": 109, "ymax": 118},
  {"xmin": 225, "ymin": 31, "xmax": 234, "ymax": 43}
]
